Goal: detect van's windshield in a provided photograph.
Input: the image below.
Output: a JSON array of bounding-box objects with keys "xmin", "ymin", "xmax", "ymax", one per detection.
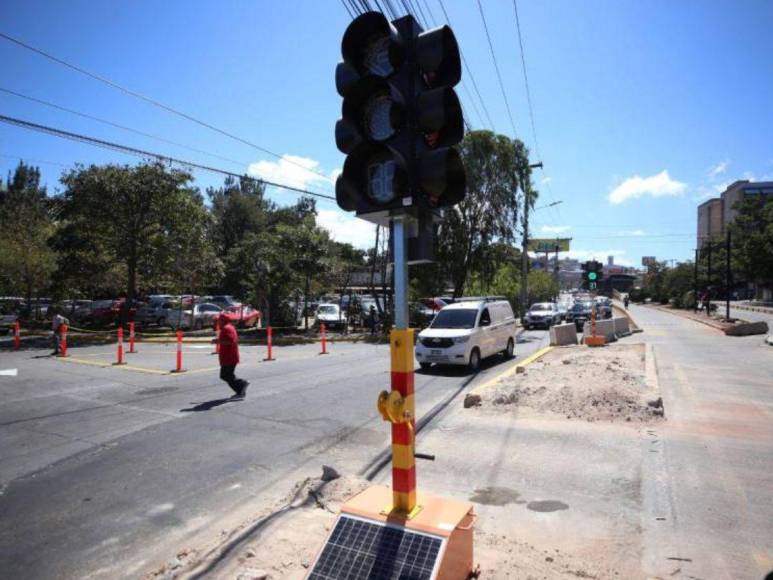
[{"xmin": 430, "ymin": 309, "xmax": 478, "ymax": 329}]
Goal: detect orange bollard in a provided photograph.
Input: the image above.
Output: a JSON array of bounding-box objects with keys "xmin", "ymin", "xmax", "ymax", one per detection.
[
  {"xmin": 114, "ymin": 327, "xmax": 126, "ymax": 365},
  {"xmin": 14, "ymin": 321, "xmax": 20, "ymax": 351},
  {"xmin": 58, "ymin": 323, "xmax": 69, "ymax": 357},
  {"xmin": 213, "ymin": 318, "xmax": 221, "ymax": 355},
  {"xmin": 320, "ymin": 323, "xmax": 328, "ymax": 355},
  {"xmin": 264, "ymin": 325, "xmax": 275, "ymax": 361},
  {"xmin": 172, "ymin": 330, "xmax": 186, "ymax": 372},
  {"xmin": 128, "ymin": 322, "xmax": 136, "ymax": 354}
]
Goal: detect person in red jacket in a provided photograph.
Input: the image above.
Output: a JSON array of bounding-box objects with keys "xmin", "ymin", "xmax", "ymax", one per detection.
[{"xmin": 217, "ymin": 313, "xmax": 248, "ymax": 398}]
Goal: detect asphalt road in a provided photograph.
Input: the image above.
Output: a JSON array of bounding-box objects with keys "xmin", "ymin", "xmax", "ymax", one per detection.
[
  {"xmin": 0, "ymin": 329, "xmax": 549, "ymax": 579},
  {"xmin": 632, "ymin": 304, "xmax": 773, "ymax": 579}
]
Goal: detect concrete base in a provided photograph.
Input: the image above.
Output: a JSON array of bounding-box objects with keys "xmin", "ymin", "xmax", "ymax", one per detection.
[
  {"xmin": 583, "ymin": 319, "xmax": 617, "ymax": 342},
  {"xmin": 724, "ymin": 321, "xmax": 769, "ymax": 336},
  {"xmin": 613, "ymin": 316, "xmax": 631, "ymax": 337},
  {"xmin": 550, "ymin": 322, "xmax": 578, "ymax": 346}
]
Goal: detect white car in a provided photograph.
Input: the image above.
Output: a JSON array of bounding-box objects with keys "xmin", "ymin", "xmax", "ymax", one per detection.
[
  {"xmin": 523, "ymin": 302, "xmax": 561, "ymax": 329},
  {"xmin": 415, "ymin": 298, "xmax": 517, "ymax": 371},
  {"xmin": 315, "ymin": 303, "xmax": 345, "ymax": 330},
  {"xmin": 166, "ymin": 303, "xmax": 223, "ymax": 330}
]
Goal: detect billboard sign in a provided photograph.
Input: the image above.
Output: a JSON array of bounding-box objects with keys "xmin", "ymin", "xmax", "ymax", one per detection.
[
  {"xmin": 528, "ymin": 238, "xmax": 571, "ymax": 253},
  {"xmin": 642, "ymin": 256, "xmax": 657, "ymax": 267}
]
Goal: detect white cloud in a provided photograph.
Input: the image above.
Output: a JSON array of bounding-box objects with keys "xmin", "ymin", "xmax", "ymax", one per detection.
[
  {"xmin": 247, "ymin": 154, "xmax": 334, "ymax": 191},
  {"xmin": 708, "ymin": 160, "xmax": 729, "ymax": 178},
  {"xmin": 607, "ymin": 170, "xmax": 687, "ymax": 204},
  {"xmin": 317, "ymin": 209, "xmax": 377, "ymax": 249},
  {"xmin": 539, "ymin": 176, "xmax": 553, "ymax": 186},
  {"xmin": 617, "ymin": 229, "xmax": 646, "ymax": 236},
  {"xmin": 539, "ymin": 225, "xmax": 571, "ymax": 235},
  {"xmin": 713, "ymin": 180, "xmax": 731, "ymax": 193}
]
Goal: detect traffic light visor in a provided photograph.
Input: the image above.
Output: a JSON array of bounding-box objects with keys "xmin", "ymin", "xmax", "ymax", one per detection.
[
  {"xmin": 416, "ymin": 25, "xmax": 462, "ymax": 87},
  {"xmin": 341, "ymin": 12, "xmax": 402, "ymax": 77},
  {"xmin": 419, "ymin": 147, "xmax": 466, "ymax": 206}
]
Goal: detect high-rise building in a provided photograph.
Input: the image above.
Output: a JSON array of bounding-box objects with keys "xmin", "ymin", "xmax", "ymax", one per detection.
[
  {"xmin": 607, "ymin": 255, "xmax": 614, "ymax": 266},
  {"xmin": 697, "ymin": 180, "xmax": 773, "ymax": 247}
]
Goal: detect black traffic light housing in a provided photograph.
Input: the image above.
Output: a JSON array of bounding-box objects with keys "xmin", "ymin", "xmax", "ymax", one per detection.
[
  {"xmin": 582, "ymin": 260, "xmax": 604, "ymax": 290},
  {"xmin": 334, "ymin": 11, "xmax": 466, "ymax": 225}
]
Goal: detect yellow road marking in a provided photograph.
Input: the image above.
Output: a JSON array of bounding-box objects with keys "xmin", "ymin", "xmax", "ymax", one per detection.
[
  {"xmin": 57, "ymin": 357, "xmax": 170, "ymax": 375},
  {"xmin": 473, "ymin": 345, "xmax": 554, "ymax": 393}
]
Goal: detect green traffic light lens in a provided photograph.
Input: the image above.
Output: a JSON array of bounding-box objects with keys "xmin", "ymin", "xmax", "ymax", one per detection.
[
  {"xmin": 588, "ymin": 272, "xmax": 597, "ymax": 281},
  {"xmin": 367, "ymin": 157, "xmax": 398, "ymax": 204}
]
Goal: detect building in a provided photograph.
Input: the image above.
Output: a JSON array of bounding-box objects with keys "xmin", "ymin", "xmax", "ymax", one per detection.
[{"xmin": 697, "ymin": 180, "xmax": 773, "ymax": 247}]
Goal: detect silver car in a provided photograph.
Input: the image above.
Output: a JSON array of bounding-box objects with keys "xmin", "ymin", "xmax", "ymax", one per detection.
[
  {"xmin": 135, "ymin": 298, "xmax": 178, "ymax": 327},
  {"xmin": 165, "ymin": 303, "xmax": 222, "ymax": 330}
]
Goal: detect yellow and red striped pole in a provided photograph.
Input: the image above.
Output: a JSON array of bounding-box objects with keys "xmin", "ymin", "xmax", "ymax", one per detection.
[{"xmin": 390, "ymin": 328, "xmax": 416, "ymax": 513}]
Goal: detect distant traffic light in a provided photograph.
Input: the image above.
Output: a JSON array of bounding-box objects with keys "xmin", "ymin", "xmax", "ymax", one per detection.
[
  {"xmin": 582, "ymin": 260, "xmax": 604, "ymax": 291},
  {"xmin": 334, "ymin": 12, "xmax": 466, "ymax": 222}
]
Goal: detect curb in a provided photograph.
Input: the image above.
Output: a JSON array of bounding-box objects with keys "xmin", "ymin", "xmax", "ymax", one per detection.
[
  {"xmin": 612, "ymin": 302, "xmax": 642, "ymax": 333},
  {"xmin": 468, "ymin": 345, "xmax": 554, "ymax": 397},
  {"xmin": 647, "ymin": 304, "xmax": 730, "ymax": 333}
]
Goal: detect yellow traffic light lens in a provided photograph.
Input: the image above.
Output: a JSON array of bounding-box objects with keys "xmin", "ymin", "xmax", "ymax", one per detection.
[{"xmin": 364, "ymin": 95, "xmax": 395, "ymax": 141}]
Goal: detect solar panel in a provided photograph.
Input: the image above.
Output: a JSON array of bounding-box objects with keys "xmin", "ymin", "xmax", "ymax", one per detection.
[{"xmin": 308, "ymin": 514, "xmax": 445, "ymax": 580}]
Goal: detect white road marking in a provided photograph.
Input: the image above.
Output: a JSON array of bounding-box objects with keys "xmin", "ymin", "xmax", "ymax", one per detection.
[{"xmin": 0, "ymin": 368, "xmax": 18, "ymax": 376}]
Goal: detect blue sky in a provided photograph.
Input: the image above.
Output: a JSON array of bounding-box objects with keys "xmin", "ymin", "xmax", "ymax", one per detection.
[{"xmin": 2, "ymin": 0, "xmax": 772, "ymax": 266}]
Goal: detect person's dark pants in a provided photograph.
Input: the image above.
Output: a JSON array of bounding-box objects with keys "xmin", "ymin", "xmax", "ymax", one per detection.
[
  {"xmin": 51, "ymin": 333, "xmax": 60, "ymax": 354},
  {"xmin": 220, "ymin": 365, "xmax": 245, "ymax": 394}
]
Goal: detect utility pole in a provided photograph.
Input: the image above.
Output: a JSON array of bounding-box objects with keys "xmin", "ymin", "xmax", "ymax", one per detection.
[
  {"xmin": 725, "ymin": 230, "xmax": 732, "ymax": 321},
  {"xmin": 520, "ymin": 162, "xmax": 545, "ymax": 316},
  {"xmin": 707, "ymin": 242, "xmax": 713, "ymax": 315},
  {"xmin": 693, "ymin": 248, "xmax": 699, "ymax": 312}
]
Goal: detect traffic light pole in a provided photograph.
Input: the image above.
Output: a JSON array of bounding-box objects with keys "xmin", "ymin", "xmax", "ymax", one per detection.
[
  {"xmin": 725, "ymin": 230, "xmax": 731, "ymax": 321},
  {"xmin": 386, "ymin": 215, "xmax": 417, "ymax": 515}
]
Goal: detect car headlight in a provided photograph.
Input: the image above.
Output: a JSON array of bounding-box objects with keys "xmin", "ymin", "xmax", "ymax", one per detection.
[{"xmin": 453, "ymin": 336, "xmax": 470, "ymax": 344}]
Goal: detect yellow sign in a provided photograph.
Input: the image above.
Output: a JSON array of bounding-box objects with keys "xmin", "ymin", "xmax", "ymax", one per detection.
[{"xmin": 528, "ymin": 238, "xmax": 571, "ymax": 252}]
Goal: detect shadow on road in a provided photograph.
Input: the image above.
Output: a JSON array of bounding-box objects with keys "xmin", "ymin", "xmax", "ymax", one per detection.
[
  {"xmin": 416, "ymin": 353, "xmax": 514, "ymax": 377},
  {"xmin": 180, "ymin": 398, "xmax": 236, "ymax": 412}
]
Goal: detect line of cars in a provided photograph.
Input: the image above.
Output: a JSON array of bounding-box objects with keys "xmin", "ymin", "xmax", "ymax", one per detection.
[{"xmin": 522, "ymin": 296, "xmax": 613, "ymax": 331}]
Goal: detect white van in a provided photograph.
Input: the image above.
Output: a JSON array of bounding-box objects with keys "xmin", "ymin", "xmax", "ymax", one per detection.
[{"xmin": 415, "ymin": 298, "xmax": 516, "ymax": 371}]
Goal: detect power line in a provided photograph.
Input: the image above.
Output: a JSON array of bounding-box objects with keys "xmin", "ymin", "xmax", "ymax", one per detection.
[
  {"xmin": 511, "ymin": 0, "xmax": 540, "ymax": 158},
  {"xmin": 436, "ymin": 0, "xmax": 496, "ymax": 131},
  {"xmin": 476, "ymin": 0, "xmax": 518, "ymax": 137},
  {"xmin": 0, "ymin": 114, "xmax": 336, "ymax": 201},
  {"xmin": 340, "ymin": 0, "xmax": 355, "ymax": 18},
  {"xmin": 0, "ymin": 86, "xmax": 254, "ymax": 170},
  {"xmin": 0, "ymin": 31, "xmax": 335, "ymax": 187}
]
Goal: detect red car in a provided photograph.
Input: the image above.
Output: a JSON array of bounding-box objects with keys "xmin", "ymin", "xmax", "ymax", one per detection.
[
  {"xmin": 85, "ymin": 299, "xmax": 137, "ymax": 326},
  {"xmin": 207, "ymin": 296, "xmax": 261, "ymax": 328}
]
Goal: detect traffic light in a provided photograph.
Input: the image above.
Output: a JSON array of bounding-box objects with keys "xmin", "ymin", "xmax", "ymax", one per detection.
[
  {"xmin": 334, "ymin": 11, "xmax": 466, "ymax": 224},
  {"xmin": 582, "ymin": 260, "xmax": 604, "ymax": 290}
]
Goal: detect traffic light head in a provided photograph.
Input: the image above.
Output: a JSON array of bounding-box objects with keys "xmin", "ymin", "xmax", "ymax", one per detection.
[{"xmin": 334, "ymin": 12, "xmax": 466, "ymax": 224}]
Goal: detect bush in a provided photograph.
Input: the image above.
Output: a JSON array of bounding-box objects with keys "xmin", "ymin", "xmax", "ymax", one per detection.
[{"xmin": 628, "ymin": 288, "xmax": 649, "ymax": 303}]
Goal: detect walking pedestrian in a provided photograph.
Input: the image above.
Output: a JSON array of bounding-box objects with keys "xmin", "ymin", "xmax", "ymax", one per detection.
[
  {"xmin": 623, "ymin": 294, "xmax": 630, "ymax": 309},
  {"xmin": 216, "ymin": 313, "xmax": 248, "ymax": 398},
  {"xmin": 50, "ymin": 308, "xmax": 69, "ymax": 355},
  {"xmin": 369, "ymin": 305, "xmax": 378, "ymax": 336}
]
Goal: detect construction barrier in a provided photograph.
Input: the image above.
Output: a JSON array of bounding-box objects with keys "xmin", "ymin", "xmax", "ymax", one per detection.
[
  {"xmin": 128, "ymin": 322, "xmax": 136, "ymax": 353},
  {"xmin": 320, "ymin": 323, "xmax": 328, "ymax": 355},
  {"xmin": 549, "ymin": 322, "xmax": 578, "ymax": 346},
  {"xmin": 171, "ymin": 330, "xmax": 186, "ymax": 373},
  {"xmin": 583, "ymin": 319, "xmax": 616, "ymax": 343},
  {"xmin": 14, "ymin": 321, "xmax": 20, "ymax": 351},
  {"xmin": 264, "ymin": 326, "xmax": 275, "ymax": 361},
  {"xmin": 612, "ymin": 316, "xmax": 631, "ymax": 337},
  {"xmin": 114, "ymin": 327, "xmax": 126, "ymax": 365},
  {"xmin": 59, "ymin": 323, "xmax": 69, "ymax": 357}
]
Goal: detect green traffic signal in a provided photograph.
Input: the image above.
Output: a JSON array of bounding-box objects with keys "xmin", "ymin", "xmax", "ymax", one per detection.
[{"xmin": 588, "ymin": 272, "xmax": 597, "ymax": 281}]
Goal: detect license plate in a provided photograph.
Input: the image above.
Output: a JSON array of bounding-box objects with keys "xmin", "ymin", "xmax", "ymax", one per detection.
[{"xmin": 431, "ymin": 349, "xmax": 442, "ymax": 355}]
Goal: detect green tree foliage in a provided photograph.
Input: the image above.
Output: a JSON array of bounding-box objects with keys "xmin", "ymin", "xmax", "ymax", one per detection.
[
  {"xmin": 729, "ymin": 196, "xmax": 773, "ymax": 293},
  {"xmin": 526, "ymin": 270, "xmax": 558, "ymax": 304},
  {"xmin": 0, "ymin": 162, "xmax": 56, "ymax": 308},
  {"xmin": 55, "ymin": 162, "xmax": 210, "ymax": 317},
  {"xmin": 436, "ymin": 130, "xmax": 527, "ymax": 297}
]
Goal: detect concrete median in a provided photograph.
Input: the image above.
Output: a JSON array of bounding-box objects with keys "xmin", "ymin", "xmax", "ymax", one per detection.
[
  {"xmin": 583, "ymin": 318, "xmax": 617, "ymax": 342},
  {"xmin": 613, "ymin": 316, "xmax": 631, "ymax": 337},
  {"xmin": 550, "ymin": 322, "xmax": 578, "ymax": 346}
]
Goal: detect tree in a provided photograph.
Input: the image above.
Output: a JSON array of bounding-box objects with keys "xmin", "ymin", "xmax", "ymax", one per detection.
[
  {"xmin": 526, "ymin": 270, "xmax": 558, "ymax": 304},
  {"xmin": 729, "ymin": 196, "xmax": 773, "ymax": 299},
  {"xmin": 57, "ymin": 162, "xmax": 209, "ymax": 321},
  {"xmin": 0, "ymin": 162, "xmax": 56, "ymax": 313},
  {"xmin": 436, "ymin": 130, "xmax": 527, "ymax": 298}
]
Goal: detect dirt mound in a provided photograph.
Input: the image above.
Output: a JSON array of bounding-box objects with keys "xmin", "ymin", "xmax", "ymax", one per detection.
[{"xmin": 485, "ymin": 344, "xmax": 663, "ymax": 423}]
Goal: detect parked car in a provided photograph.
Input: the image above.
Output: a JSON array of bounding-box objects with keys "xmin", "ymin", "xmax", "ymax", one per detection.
[
  {"xmin": 135, "ymin": 298, "xmax": 178, "ymax": 327},
  {"xmin": 209, "ymin": 295, "xmax": 261, "ymax": 327},
  {"xmin": 565, "ymin": 301, "xmax": 595, "ymax": 330},
  {"xmin": 315, "ymin": 303, "xmax": 345, "ymax": 330},
  {"xmin": 84, "ymin": 299, "xmax": 122, "ymax": 326},
  {"xmin": 522, "ymin": 302, "xmax": 561, "ymax": 330},
  {"xmin": 166, "ymin": 303, "xmax": 223, "ymax": 330},
  {"xmin": 415, "ymin": 298, "xmax": 516, "ymax": 372}
]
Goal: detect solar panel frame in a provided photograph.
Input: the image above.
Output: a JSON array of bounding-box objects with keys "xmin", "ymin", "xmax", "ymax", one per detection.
[{"xmin": 307, "ymin": 514, "xmax": 447, "ymax": 580}]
